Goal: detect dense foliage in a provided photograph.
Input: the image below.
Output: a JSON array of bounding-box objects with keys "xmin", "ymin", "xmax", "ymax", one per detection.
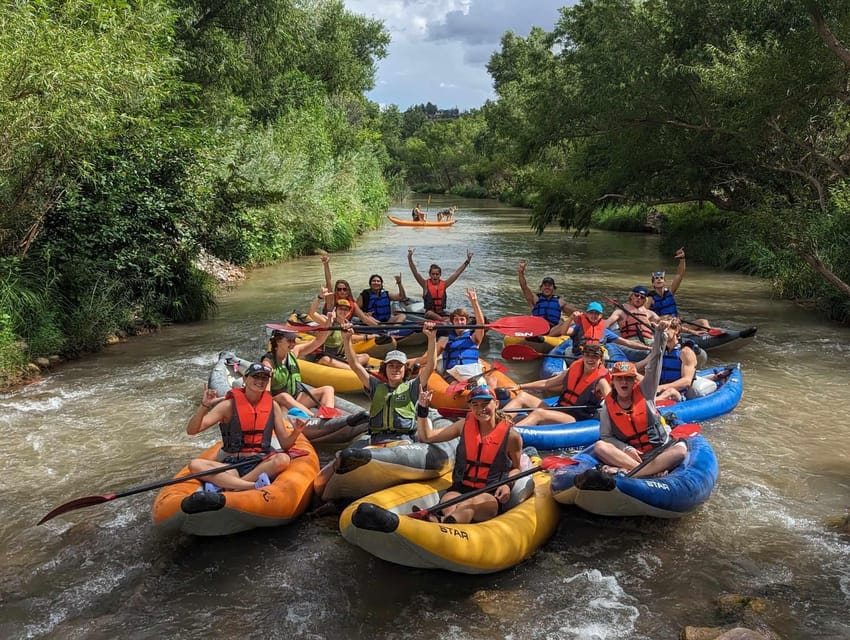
[
  {"xmin": 383, "ymin": 0, "xmax": 850, "ymax": 322},
  {"xmin": 0, "ymin": 0, "xmax": 390, "ymax": 385}
]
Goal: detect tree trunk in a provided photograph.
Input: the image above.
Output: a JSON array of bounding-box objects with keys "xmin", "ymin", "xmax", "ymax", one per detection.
[{"xmin": 800, "ymin": 251, "xmax": 850, "ymax": 298}]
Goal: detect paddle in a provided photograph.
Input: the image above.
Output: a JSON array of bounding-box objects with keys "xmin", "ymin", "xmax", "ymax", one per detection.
[
  {"xmin": 678, "ymin": 318, "xmax": 726, "ymax": 337},
  {"xmin": 445, "ymin": 404, "xmax": 595, "ymax": 415},
  {"xmin": 38, "ymin": 455, "xmax": 267, "ymax": 524},
  {"xmin": 624, "ymin": 423, "xmax": 702, "ymax": 477},
  {"xmin": 501, "ymin": 344, "xmax": 576, "ymax": 361},
  {"xmin": 267, "ymin": 315, "xmax": 550, "ymax": 338},
  {"xmin": 296, "ymin": 384, "xmax": 342, "ymax": 419},
  {"xmin": 406, "ymin": 464, "xmax": 558, "ymax": 520},
  {"xmin": 604, "ymin": 296, "xmax": 655, "ymax": 340}
]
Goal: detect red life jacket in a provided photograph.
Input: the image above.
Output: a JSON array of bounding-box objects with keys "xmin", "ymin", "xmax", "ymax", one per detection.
[
  {"xmin": 452, "ymin": 414, "xmax": 512, "ymax": 489},
  {"xmin": 619, "ymin": 307, "xmax": 653, "ymax": 340},
  {"xmin": 424, "ymin": 279, "xmax": 447, "ymax": 315},
  {"xmin": 219, "ymin": 388, "xmax": 275, "ymax": 454},
  {"xmin": 577, "ymin": 314, "xmax": 606, "ymax": 345},
  {"xmin": 560, "ymin": 359, "xmax": 609, "ymax": 407},
  {"xmin": 604, "ymin": 389, "xmax": 655, "ymax": 453}
]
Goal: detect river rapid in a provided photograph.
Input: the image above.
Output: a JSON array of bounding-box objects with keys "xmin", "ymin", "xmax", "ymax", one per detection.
[{"xmin": 1, "ymin": 198, "xmax": 849, "ymax": 639}]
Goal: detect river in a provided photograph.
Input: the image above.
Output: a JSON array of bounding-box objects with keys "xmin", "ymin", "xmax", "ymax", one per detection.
[{"xmin": 1, "ymin": 198, "xmax": 849, "ymax": 639}]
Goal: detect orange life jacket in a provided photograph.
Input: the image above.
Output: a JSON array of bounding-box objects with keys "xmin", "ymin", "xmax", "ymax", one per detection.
[
  {"xmin": 219, "ymin": 389, "xmax": 275, "ymax": 454},
  {"xmin": 452, "ymin": 414, "xmax": 512, "ymax": 489},
  {"xmin": 424, "ymin": 279, "xmax": 447, "ymax": 315},
  {"xmin": 577, "ymin": 314, "xmax": 606, "ymax": 345},
  {"xmin": 619, "ymin": 307, "xmax": 653, "ymax": 340},
  {"xmin": 604, "ymin": 389, "xmax": 655, "ymax": 453},
  {"xmin": 560, "ymin": 359, "xmax": 609, "ymax": 408}
]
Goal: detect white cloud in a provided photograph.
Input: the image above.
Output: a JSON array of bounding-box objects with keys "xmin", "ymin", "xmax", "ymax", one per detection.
[{"xmin": 344, "ymin": 0, "xmax": 569, "ymax": 110}]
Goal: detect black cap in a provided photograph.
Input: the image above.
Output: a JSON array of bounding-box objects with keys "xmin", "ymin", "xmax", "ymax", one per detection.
[
  {"xmin": 245, "ymin": 363, "xmax": 272, "ymax": 377},
  {"xmin": 541, "ymin": 277, "xmax": 556, "ymax": 286}
]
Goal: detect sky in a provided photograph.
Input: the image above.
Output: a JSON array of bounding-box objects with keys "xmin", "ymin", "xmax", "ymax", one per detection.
[{"xmin": 343, "ymin": 0, "xmax": 569, "ymax": 111}]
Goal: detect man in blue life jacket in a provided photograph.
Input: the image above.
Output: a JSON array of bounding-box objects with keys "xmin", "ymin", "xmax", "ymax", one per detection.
[
  {"xmin": 517, "ymin": 261, "xmax": 576, "ymax": 333},
  {"xmin": 647, "ymin": 247, "xmax": 711, "ymax": 332}
]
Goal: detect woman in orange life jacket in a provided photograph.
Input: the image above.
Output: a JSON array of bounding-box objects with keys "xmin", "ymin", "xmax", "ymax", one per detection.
[
  {"xmin": 415, "ymin": 384, "xmax": 523, "ymax": 524},
  {"xmin": 186, "ymin": 363, "xmax": 305, "ymax": 491},
  {"xmin": 604, "ymin": 285, "xmax": 660, "ymax": 343},
  {"xmin": 501, "ymin": 342, "xmax": 612, "ymax": 425},
  {"xmin": 407, "ymin": 246, "xmax": 473, "ymax": 320},
  {"xmin": 592, "ymin": 318, "xmax": 687, "ymax": 478},
  {"xmin": 553, "ymin": 301, "xmax": 652, "ymax": 355},
  {"xmin": 517, "ymin": 260, "xmax": 576, "ymax": 334}
]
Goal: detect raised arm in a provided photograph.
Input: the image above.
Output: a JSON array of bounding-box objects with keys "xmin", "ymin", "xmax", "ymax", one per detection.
[
  {"xmin": 443, "ymin": 249, "xmax": 473, "ymax": 288},
  {"xmin": 668, "ymin": 247, "xmax": 686, "ymax": 295},
  {"xmin": 418, "ymin": 322, "xmax": 438, "ymax": 387},
  {"xmin": 293, "ymin": 297, "xmax": 331, "ymax": 357},
  {"xmin": 187, "ymin": 386, "xmax": 228, "ymax": 435},
  {"xmin": 341, "ymin": 325, "xmax": 372, "ymax": 388},
  {"xmin": 639, "ymin": 319, "xmax": 671, "ymax": 399},
  {"xmin": 467, "ymin": 288, "xmax": 486, "ymax": 345},
  {"xmin": 518, "ymin": 260, "xmax": 536, "ymax": 307},
  {"xmin": 416, "ymin": 389, "xmax": 463, "ymax": 443},
  {"xmin": 389, "ymin": 273, "xmax": 407, "ymax": 301},
  {"xmin": 320, "ymin": 255, "xmax": 333, "ymax": 291},
  {"xmin": 307, "ymin": 288, "xmax": 330, "ymax": 323},
  {"xmin": 407, "ymin": 248, "xmax": 427, "ymax": 288}
]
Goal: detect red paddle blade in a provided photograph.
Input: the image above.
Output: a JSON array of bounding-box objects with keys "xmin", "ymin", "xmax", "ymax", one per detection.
[
  {"xmin": 707, "ymin": 328, "xmax": 726, "ymax": 336},
  {"xmin": 501, "ymin": 344, "xmax": 543, "ymax": 361},
  {"xmin": 541, "ymin": 456, "xmax": 578, "ymax": 470},
  {"xmin": 317, "ymin": 406, "xmax": 343, "ymax": 418},
  {"xmin": 491, "ymin": 360, "xmax": 507, "ymax": 373},
  {"xmin": 286, "ymin": 447, "xmax": 310, "ymax": 459},
  {"xmin": 488, "ymin": 315, "xmax": 550, "ymax": 337},
  {"xmin": 445, "ymin": 381, "xmax": 467, "ymax": 395},
  {"xmin": 38, "ymin": 494, "xmax": 117, "ymax": 525},
  {"xmin": 670, "ymin": 423, "xmax": 701, "ymax": 439}
]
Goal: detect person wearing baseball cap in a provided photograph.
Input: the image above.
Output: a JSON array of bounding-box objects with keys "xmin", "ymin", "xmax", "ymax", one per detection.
[
  {"xmin": 501, "ymin": 341, "xmax": 612, "ymax": 425},
  {"xmin": 647, "ymin": 248, "xmax": 712, "ymax": 332},
  {"xmin": 591, "ymin": 318, "xmax": 687, "ymax": 478},
  {"xmin": 517, "ymin": 260, "xmax": 576, "ymax": 333},
  {"xmin": 185, "ymin": 362, "xmax": 306, "ymax": 492},
  {"xmin": 604, "ymin": 286, "xmax": 659, "ymax": 344},
  {"xmin": 414, "ymin": 382, "xmax": 523, "ymax": 524},
  {"xmin": 556, "ymin": 300, "xmax": 652, "ymax": 359}
]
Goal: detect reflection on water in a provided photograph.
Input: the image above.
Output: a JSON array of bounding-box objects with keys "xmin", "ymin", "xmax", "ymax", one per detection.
[{"xmin": 1, "ymin": 197, "xmax": 849, "ymax": 639}]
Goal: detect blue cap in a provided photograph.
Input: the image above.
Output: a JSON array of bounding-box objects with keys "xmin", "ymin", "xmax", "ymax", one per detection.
[
  {"xmin": 586, "ymin": 301, "xmax": 604, "ymax": 313},
  {"xmin": 631, "ymin": 285, "xmax": 649, "ymax": 295},
  {"xmin": 468, "ymin": 384, "xmax": 495, "ymax": 401},
  {"xmin": 245, "ymin": 363, "xmax": 272, "ymax": 377}
]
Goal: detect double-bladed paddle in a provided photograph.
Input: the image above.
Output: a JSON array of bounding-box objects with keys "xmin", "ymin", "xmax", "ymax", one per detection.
[
  {"xmin": 501, "ymin": 344, "xmax": 576, "ymax": 361},
  {"xmin": 37, "ymin": 454, "xmax": 276, "ymax": 525},
  {"xmin": 624, "ymin": 422, "xmax": 702, "ymax": 477},
  {"xmin": 267, "ymin": 315, "xmax": 550, "ymax": 338}
]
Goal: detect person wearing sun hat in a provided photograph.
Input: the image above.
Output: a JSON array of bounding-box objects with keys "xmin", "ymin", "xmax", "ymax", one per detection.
[
  {"xmin": 591, "ymin": 318, "xmax": 687, "ymax": 478},
  {"xmin": 414, "ymin": 381, "xmax": 523, "ymax": 524},
  {"xmin": 185, "ymin": 362, "xmax": 305, "ymax": 492},
  {"xmin": 517, "ymin": 260, "xmax": 576, "ymax": 333},
  {"xmin": 604, "ymin": 286, "xmax": 659, "ymax": 343}
]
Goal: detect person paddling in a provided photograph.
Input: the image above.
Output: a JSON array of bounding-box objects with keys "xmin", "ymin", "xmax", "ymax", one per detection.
[
  {"xmin": 517, "ymin": 261, "xmax": 576, "ymax": 333},
  {"xmin": 186, "ymin": 363, "xmax": 305, "ymax": 491},
  {"xmin": 408, "ymin": 247, "xmax": 473, "ymax": 320},
  {"xmin": 414, "ymin": 384, "xmax": 523, "ymax": 524}
]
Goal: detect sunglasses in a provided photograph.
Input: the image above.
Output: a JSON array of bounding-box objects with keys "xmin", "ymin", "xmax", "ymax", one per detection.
[
  {"xmin": 651, "ymin": 271, "xmax": 665, "ymax": 280},
  {"xmin": 632, "ymin": 293, "xmax": 647, "ymax": 299},
  {"xmin": 250, "ymin": 374, "xmax": 270, "ymax": 381},
  {"xmin": 335, "ymin": 286, "xmax": 349, "ymax": 292}
]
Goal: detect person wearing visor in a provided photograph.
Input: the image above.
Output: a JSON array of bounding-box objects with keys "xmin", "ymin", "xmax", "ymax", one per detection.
[
  {"xmin": 605, "ymin": 285, "xmax": 659, "ymax": 343},
  {"xmin": 555, "ymin": 301, "xmax": 652, "ymax": 357},
  {"xmin": 501, "ymin": 342, "xmax": 611, "ymax": 424},
  {"xmin": 408, "ymin": 246, "xmax": 474, "ymax": 320},
  {"xmin": 414, "ymin": 384, "xmax": 523, "ymax": 524},
  {"xmin": 647, "ymin": 247, "xmax": 711, "ymax": 330},
  {"xmin": 591, "ymin": 319, "xmax": 687, "ymax": 478},
  {"xmin": 262, "ymin": 323, "xmax": 335, "ymax": 417},
  {"xmin": 517, "ymin": 260, "xmax": 576, "ymax": 332},
  {"xmin": 186, "ymin": 363, "xmax": 305, "ymax": 491}
]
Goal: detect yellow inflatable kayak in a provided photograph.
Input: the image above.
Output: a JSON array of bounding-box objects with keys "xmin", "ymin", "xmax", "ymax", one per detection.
[
  {"xmin": 502, "ymin": 334, "xmax": 569, "ymax": 354},
  {"xmin": 339, "ymin": 469, "xmax": 559, "ymax": 574},
  {"xmin": 297, "ymin": 356, "xmax": 382, "ymax": 394}
]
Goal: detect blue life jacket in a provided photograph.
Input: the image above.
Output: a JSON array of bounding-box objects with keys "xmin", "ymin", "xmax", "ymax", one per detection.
[
  {"xmin": 360, "ymin": 288, "xmax": 392, "ymax": 322},
  {"xmin": 533, "ymin": 294, "xmax": 562, "ymax": 326},
  {"xmin": 650, "ymin": 288, "xmax": 679, "ymax": 317},
  {"xmin": 661, "ymin": 343, "xmax": 695, "ymax": 389},
  {"xmin": 443, "ymin": 330, "xmax": 479, "ymax": 370}
]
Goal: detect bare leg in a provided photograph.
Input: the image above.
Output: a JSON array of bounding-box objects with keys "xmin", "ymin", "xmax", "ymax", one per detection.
[
  {"xmin": 515, "ymin": 408, "xmax": 577, "ymax": 426},
  {"xmin": 442, "ymin": 493, "xmax": 500, "ymax": 523},
  {"xmin": 273, "ymin": 391, "xmax": 315, "ymax": 416}
]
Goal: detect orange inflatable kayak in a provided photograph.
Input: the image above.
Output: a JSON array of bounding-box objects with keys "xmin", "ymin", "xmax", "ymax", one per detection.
[
  {"xmin": 387, "ymin": 216, "xmax": 456, "ymax": 227},
  {"xmin": 151, "ymin": 434, "xmax": 319, "ymax": 536},
  {"xmin": 427, "ymin": 359, "xmax": 517, "ymax": 412}
]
